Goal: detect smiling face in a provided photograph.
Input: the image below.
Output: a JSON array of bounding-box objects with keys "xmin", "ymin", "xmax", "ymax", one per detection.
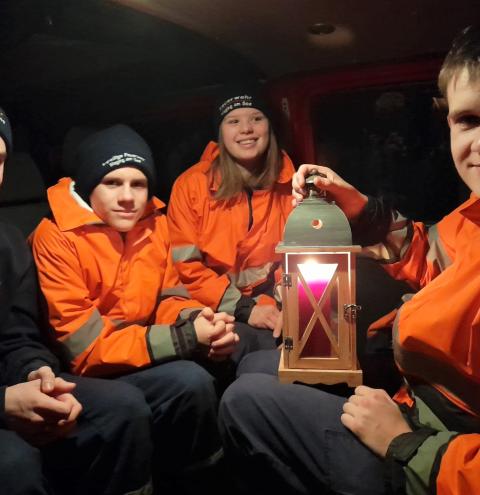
[
  {"xmin": 219, "ymin": 107, "xmax": 270, "ymax": 170},
  {"xmin": 89, "ymin": 167, "xmax": 148, "ymax": 232},
  {"xmin": 447, "ymin": 69, "xmax": 480, "ymax": 196}
]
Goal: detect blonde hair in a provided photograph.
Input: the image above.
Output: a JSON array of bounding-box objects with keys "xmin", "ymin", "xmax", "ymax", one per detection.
[{"xmin": 213, "ymin": 125, "xmax": 282, "ymax": 200}]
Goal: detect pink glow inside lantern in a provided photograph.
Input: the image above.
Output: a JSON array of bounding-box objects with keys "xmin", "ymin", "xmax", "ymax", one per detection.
[{"xmin": 297, "ymin": 261, "xmax": 337, "ymax": 356}]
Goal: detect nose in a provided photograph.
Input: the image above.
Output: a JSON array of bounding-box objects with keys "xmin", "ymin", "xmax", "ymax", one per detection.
[
  {"xmin": 118, "ymin": 184, "xmax": 134, "ymax": 203},
  {"xmin": 472, "ymin": 129, "xmax": 480, "ymax": 153},
  {"xmin": 239, "ymin": 118, "xmax": 253, "ymax": 134}
]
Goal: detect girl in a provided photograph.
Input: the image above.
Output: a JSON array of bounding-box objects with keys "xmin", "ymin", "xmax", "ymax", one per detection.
[{"xmin": 168, "ymin": 84, "xmax": 295, "ymax": 357}]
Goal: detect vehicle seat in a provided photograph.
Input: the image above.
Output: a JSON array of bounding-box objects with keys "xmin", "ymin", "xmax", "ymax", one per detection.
[
  {"xmin": 356, "ymin": 256, "xmax": 411, "ymax": 394},
  {"xmin": 0, "ymin": 152, "xmax": 50, "ymax": 237}
]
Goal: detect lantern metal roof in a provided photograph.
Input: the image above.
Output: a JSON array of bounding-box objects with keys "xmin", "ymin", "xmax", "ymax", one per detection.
[{"xmin": 279, "ymin": 174, "xmax": 352, "ymax": 249}]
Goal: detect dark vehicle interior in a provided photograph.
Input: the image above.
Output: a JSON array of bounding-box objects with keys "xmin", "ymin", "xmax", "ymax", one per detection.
[{"xmin": 0, "ymin": 0, "xmax": 477, "ymax": 389}]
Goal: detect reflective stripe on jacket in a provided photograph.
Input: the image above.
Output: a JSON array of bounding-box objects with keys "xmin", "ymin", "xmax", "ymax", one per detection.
[
  {"xmin": 167, "ymin": 142, "xmax": 295, "ymax": 316},
  {"xmin": 31, "ymin": 178, "xmax": 202, "ymax": 376},
  {"xmin": 371, "ymin": 195, "xmax": 480, "ymax": 494}
]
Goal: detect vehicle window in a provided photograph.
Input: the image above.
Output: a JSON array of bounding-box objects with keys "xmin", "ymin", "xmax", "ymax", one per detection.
[{"xmin": 312, "ymin": 83, "xmax": 467, "ymax": 223}]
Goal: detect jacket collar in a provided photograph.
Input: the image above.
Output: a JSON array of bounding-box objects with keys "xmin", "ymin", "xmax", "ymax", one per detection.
[
  {"xmin": 48, "ymin": 177, "xmax": 165, "ymax": 232},
  {"xmin": 197, "ymin": 141, "xmax": 295, "ymax": 193},
  {"xmin": 458, "ymin": 193, "xmax": 480, "ymax": 223}
]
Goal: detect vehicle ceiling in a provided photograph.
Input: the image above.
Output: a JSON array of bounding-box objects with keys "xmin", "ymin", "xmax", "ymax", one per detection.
[
  {"xmin": 113, "ymin": 0, "xmax": 476, "ymax": 78},
  {"xmin": 0, "ymin": 0, "xmax": 476, "ymax": 137}
]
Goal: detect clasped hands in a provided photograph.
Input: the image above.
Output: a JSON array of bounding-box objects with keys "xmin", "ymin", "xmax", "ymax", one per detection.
[
  {"xmin": 194, "ymin": 307, "xmax": 239, "ymax": 360},
  {"xmin": 5, "ymin": 366, "xmax": 82, "ymax": 446}
]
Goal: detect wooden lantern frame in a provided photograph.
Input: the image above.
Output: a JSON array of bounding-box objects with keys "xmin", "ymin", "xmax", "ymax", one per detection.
[{"xmin": 276, "ymin": 245, "xmax": 363, "ymax": 386}]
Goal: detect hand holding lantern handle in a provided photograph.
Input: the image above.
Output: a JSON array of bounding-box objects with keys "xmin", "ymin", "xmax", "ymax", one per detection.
[{"xmin": 292, "ymin": 164, "xmax": 368, "ymax": 221}]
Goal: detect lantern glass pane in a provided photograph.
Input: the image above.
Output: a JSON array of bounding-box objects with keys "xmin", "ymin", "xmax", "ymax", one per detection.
[{"xmin": 297, "ymin": 262, "xmax": 339, "ymax": 358}]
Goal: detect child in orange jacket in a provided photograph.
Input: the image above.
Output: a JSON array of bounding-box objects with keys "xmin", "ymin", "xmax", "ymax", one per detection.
[
  {"xmin": 168, "ymin": 85, "xmax": 295, "ymax": 354},
  {"xmin": 31, "ymin": 124, "xmax": 238, "ymax": 491}
]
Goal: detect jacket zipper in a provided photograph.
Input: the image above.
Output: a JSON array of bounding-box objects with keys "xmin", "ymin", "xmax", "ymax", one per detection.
[{"xmin": 246, "ymin": 188, "xmax": 253, "ymax": 231}]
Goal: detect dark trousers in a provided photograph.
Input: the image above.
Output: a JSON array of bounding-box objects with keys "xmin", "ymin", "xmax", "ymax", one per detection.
[
  {"xmin": 219, "ymin": 373, "xmax": 387, "ymax": 495},
  {"xmin": 0, "ymin": 373, "xmax": 153, "ymax": 495},
  {"xmin": 232, "ymin": 323, "xmax": 278, "ymax": 365},
  {"xmin": 236, "ymin": 348, "xmax": 280, "ymax": 376},
  {"xmin": 117, "ymin": 360, "xmax": 222, "ymax": 476},
  {"xmin": 196, "ymin": 323, "xmax": 278, "ymax": 396}
]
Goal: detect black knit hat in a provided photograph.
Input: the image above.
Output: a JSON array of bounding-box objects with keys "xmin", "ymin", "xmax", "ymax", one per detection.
[
  {"xmin": 0, "ymin": 107, "xmax": 13, "ymax": 157},
  {"xmin": 213, "ymin": 83, "xmax": 271, "ymax": 131},
  {"xmin": 73, "ymin": 124, "xmax": 156, "ymax": 204}
]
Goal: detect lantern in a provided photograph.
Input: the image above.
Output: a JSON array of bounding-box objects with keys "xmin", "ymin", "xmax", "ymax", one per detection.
[{"xmin": 276, "ymin": 172, "xmax": 362, "ymax": 386}]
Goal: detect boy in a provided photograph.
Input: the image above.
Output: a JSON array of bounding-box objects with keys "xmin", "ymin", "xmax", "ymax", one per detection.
[
  {"xmin": 31, "ymin": 123, "xmax": 238, "ymax": 490},
  {"xmin": 219, "ymin": 25, "xmax": 480, "ymax": 495},
  {"xmin": 0, "ymin": 108, "xmax": 153, "ymax": 494}
]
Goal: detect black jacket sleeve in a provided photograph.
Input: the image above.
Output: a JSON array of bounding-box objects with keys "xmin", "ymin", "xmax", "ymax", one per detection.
[
  {"xmin": 234, "ymin": 295, "xmax": 257, "ymax": 323},
  {"xmin": 351, "ymin": 195, "xmax": 395, "ymax": 247},
  {"xmin": 0, "ymin": 223, "xmax": 60, "ymax": 386}
]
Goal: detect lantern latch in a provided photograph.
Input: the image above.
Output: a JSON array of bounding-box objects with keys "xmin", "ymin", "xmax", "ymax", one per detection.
[
  {"xmin": 282, "ymin": 273, "xmax": 292, "ymax": 288},
  {"xmin": 284, "ymin": 337, "xmax": 293, "ymax": 351},
  {"xmin": 344, "ymin": 304, "xmax": 362, "ymax": 322}
]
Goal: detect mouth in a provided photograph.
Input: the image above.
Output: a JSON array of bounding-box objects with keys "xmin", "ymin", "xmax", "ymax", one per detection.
[
  {"xmin": 114, "ymin": 210, "xmax": 137, "ymax": 218},
  {"xmin": 236, "ymin": 138, "xmax": 258, "ymax": 147}
]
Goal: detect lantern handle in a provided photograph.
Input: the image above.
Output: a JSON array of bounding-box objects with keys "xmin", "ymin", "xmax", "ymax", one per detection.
[{"xmin": 306, "ymin": 171, "xmax": 327, "ymax": 200}]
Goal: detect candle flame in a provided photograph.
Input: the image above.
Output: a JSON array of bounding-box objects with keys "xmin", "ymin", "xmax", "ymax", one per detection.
[{"xmin": 298, "ymin": 261, "xmax": 337, "ymax": 283}]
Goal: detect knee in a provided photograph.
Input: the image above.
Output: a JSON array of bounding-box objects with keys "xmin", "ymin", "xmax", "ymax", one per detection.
[
  {"xmin": 174, "ymin": 361, "xmax": 217, "ymax": 404},
  {"xmin": 236, "ymin": 349, "xmax": 280, "ymax": 376},
  {"xmin": 220, "ymin": 373, "xmax": 274, "ymax": 423},
  {"xmin": 106, "ymin": 381, "xmax": 151, "ymax": 417},
  {"xmin": 76, "ymin": 377, "xmax": 152, "ymax": 431},
  {"xmin": 0, "ymin": 430, "xmax": 42, "ymax": 472},
  {"xmin": 0, "ymin": 431, "xmax": 44, "ymax": 491}
]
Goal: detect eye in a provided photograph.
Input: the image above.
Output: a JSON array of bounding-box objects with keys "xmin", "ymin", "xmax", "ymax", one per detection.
[
  {"xmin": 131, "ymin": 180, "xmax": 148, "ymax": 189},
  {"xmin": 253, "ymin": 114, "xmax": 265, "ymax": 122},
  {"xmin": 455, "ymin": 114, "xmax": 480, "ymax": 129},
  {"xmin": 102, "ymin": 178, "xmax": 121, "ymax": 187},
  {"xmin": 225, "ymin": 118, "xmax": 239, "ymax": 125}
]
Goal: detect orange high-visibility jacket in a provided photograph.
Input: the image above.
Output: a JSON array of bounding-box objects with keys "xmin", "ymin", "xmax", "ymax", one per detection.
[
  {"xmin": 167, "ymin": 142, "xmax": 295, "ymax": 320},
  {"xmin": 368, "ymin": 196, "xmax": 480, "ymax": 494},
  {"xmin": 31, "ymin": 178, "xmax": 203, "ymax": 377}
]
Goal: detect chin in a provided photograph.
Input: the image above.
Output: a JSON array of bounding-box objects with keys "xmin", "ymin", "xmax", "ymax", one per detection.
[
  {"xmin": 236, "ymin": 153, "xmax": 263, "ymax": 168},
  {"xmin": 112, "ymin": 222, "xmax": 136, "ymax": 232}
]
